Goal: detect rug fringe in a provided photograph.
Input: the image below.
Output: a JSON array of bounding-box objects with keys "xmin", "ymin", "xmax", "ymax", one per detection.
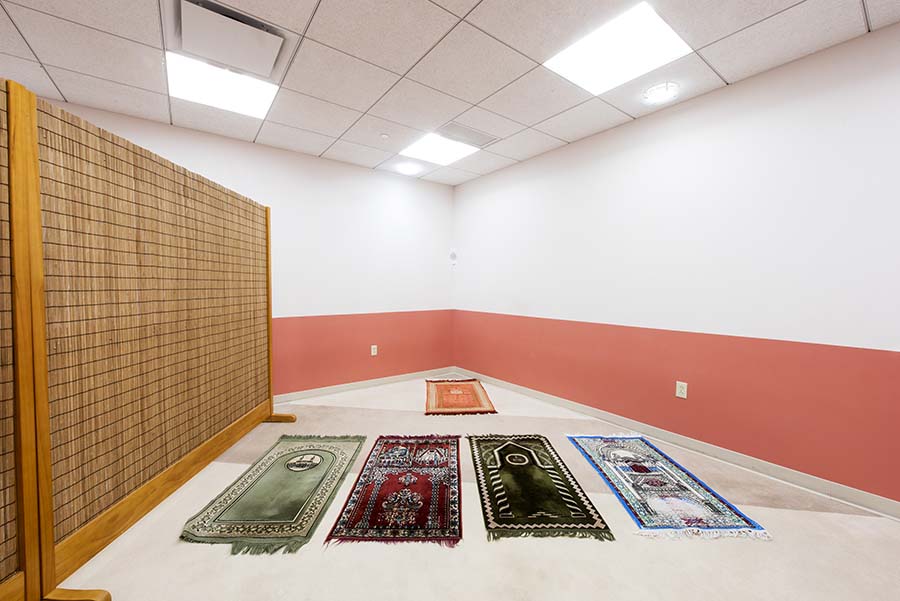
[
  {"xmin": 326, "ymin": 537, "xmax": 461, "ymax": 547},
  {"xmin": 567, "ymin": 432, "xmax": 644, "ymax": 439},
  {"xmin": 231, "ymin": 540, "xmax": 306, "ymax": 554},
  {"xmin": 487, "ymin": 529, "xmax": 615, "ymax": 542},
  {"xmin": 425, "ymin": 411, "xmax": 498, "ymax": 416},
  {"xmin": 180, "ymin": 532, "xmax": 310, "ymax": 554},
  {"xmin": 635, "ymin": 528, "xmax": 771, "ymax": 540},
  {"xmin": 277, "ymin": 434, "xmax": 367, "ymax": 442},
  {"xmin": 371, "ymin": 434, "xmax": 461, "ymax": 440}
]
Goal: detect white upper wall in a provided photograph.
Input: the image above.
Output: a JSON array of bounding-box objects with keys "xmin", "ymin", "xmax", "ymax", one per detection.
[
  {"xmin": 58, "ymin": 104, "xmax": 454, "ymax": 318},
  {"xmin": 53, "ymin": 24, "xmax": 900, "ymax": 350},
  {"xmin": 452, "ymin": 25, "xmax": 900, "ymax": 352}
]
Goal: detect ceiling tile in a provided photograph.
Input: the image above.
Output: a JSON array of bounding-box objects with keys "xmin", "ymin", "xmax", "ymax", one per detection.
[
  {"xmin": 466, "ymin": 0, "xmax": 636, "ymax": 62},
  {"xmin": 0, "ymin": 7, "xmax": 34, "ymax": 59},
  {"xmin": 453, "ymin": 106, "xmax": 524, "ymax": 139},
  {"xmin": 282, "ymin": 39, "xmax": 399, "ymax": 112},
  {"xmin": 369, "ymin": 78, "xmax": 470, "ymax": 131},
  {"xmin": 407, "ymin": 21, "xmax": 535, "ymax": 103},
  {"xmin": 534, "ymin": 98, "xmax": 631, "ymax": 142},
  {"xmin": 431, "ymin": 0, "xmax": 481, "ymax": 18},
  {"xmin": 46, "ymin": 67, "xmax": 169, "ymax": 122},
  {"xmin": 219, "ymin": 0, "xmax": 319, "ymax": 33},
  {"xmin": 467, "ymin": 1, "xmax": 823, "ymax": 62},
  {"xmin": 322, "ymin": 139, "xmax": 393, "ymax": 168},
  {"xmin": 600, "ymin": 53, "xmax": 724, "ymax": 118},
  {"xmin": 0, "ymin": 54, "xmax": 62, "ymax": 99},
  {"xmin": 256, "ymin": 121, "xmax": 335, "ymax": 156},
  {"xmin": 267, "ymin": 88, "xmax": 361, "ymax": 137},
  {"xmin": 422, "ymin": 166, "xmax": 479, "ymax": 185},
  {"xmin": 376, "ymin": 155, "xmax": 440, "ymax": 177},
  {"xmin": 699, "ymin": 0, "xmax": 867, "ymax": 83},
  {"xmin": 8, "ymin": 0, "xmax": 163, "ymax": 47},
  {"xmin": 654, "ymin": 1, "xmax": 802, "ymax": 49},
  {"xmin": 340, "ymin": 114, "xmax": 424, "ymax": 153},
  {"xmin": 5, "ymin": 4, "xmax": 166, "ymax": 93},
  {"xmin": 305, "ymin": 0, "xmax": 459, "ymax": 73},
  {"xmin": 479, "ymin": 66, "xmax": 591, "ymax": 126},
  {"xmin": 451, "ymin": 149, "xmax": 517, "ymax": 175},
  {"xmin": 865, "ymin": 0, "xmax": 900, "ymax": 29},
  {"xmin": 170, "ymin": 98, "xmax": 262, "ymax": 141},
  {"xmin": 485, "ymin": 128, "xmax": 565, "ymax": 161}
]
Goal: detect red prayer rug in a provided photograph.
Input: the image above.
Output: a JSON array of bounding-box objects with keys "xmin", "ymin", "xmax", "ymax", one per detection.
[
  {"xmin": 425, "ymin": 379, "xmax": 496, "ymax": 415},
  {"xmin": 327, "ymin": 435, "xmax": 461, "ymax": 545}
]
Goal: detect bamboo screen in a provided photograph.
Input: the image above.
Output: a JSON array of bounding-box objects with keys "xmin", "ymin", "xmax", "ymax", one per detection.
[
  {"xmin": 0, "ymin": 80, "xmax": 18, "ymax": 582},
  {"xmin": 36, "ymin": 100, "xmax": 269, "ymax": 542}
]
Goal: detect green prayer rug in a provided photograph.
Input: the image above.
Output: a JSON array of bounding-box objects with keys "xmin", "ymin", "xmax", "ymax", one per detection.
[
  {"xmin": 181, "ymin": 435, "xmax": 365, "ymax": 554},
  {"xmin": 469, "ymin": 434, "xmax": 614, "ymax": 541}
]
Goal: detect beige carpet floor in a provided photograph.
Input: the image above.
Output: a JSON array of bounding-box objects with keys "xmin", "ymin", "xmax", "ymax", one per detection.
[{"xmin": 60, "ymin": 371, "xmax": 900, "ymax": 600}]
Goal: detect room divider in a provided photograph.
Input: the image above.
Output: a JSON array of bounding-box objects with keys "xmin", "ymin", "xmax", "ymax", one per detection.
[{"xmin": 0, "ymin": 80, "xmax": 293, "ymax": 601}]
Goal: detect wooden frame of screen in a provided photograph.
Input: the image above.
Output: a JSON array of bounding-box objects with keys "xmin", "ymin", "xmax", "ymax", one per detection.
[
  {"xmin": 5, "ymin": 78, "xmax": 111, "ymax": 601},
  {"xmin": 263, "ymin": 207, "xmax": 296, "ymax": 424},
  {"xmin": 2, "ymin": 80, "xmax": 286, "ymax": 600},
  {"xmin": 2, "ymin": 76, "xmax": 41, "ymax": 601}
]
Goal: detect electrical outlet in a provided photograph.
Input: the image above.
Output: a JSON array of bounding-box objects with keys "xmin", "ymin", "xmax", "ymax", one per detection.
[
  {"xmin": 675, "ymin": 381, "xmax": 688, "ymax": 399},
  {"xmin": 370, "ymin": 344, "xmax": 378, "ymax": 357}
]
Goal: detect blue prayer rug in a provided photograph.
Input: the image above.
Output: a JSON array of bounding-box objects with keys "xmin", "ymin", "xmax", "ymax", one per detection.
[{"xmin": 569, "ymin": 435, "xmax": 768, "ymax": 539}]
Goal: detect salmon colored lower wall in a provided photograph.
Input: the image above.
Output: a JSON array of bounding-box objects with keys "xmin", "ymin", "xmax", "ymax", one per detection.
[
  {"xmin": 451, "ymin": 310, "xmax": 900, "ymax": 502},
  {"xmin": 272, "ymin": 308, "xmax": 899, "ymax": 501},
  {"xmin": 272, "ymin": 310, "xmax": 454, "ymax": 395}
]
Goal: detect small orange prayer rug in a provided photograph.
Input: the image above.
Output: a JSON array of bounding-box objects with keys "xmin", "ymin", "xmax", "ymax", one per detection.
[{"xmin": 425, "ymin": 379, "xmax": 496, "ymax": 415}]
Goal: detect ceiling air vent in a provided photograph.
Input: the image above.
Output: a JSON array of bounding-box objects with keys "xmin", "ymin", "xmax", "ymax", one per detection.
[
  {"xmin": 437, "ymin": 122, "xmax": 498, "ymax": 148},
  {"xmin": 181, "ymin": 0, "xmax": 284, "ymax": 78}
]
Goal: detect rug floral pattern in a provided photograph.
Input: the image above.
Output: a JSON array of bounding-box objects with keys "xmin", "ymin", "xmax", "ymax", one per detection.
[
  {"xmin": 569, "ymin": 436, "xmax": 767, "ymax": 538},
  {"xmin": 426, "ymin": 379, "xmax": 497, "ymax": 415},
  {"xmin": 328, "ymin": 435, "xmax": 461, "ymax": 545}
]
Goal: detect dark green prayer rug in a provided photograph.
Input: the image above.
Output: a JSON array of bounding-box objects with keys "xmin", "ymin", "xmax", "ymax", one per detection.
[
  {"xmin": 469, "ymin": 434, "xmax": 614, "ymax": 541},
  {"xmin": 181, "ymin": 435, "xmax": 365, "ymax": 554}
]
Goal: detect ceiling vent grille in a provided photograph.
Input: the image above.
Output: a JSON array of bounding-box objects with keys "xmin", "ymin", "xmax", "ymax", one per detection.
[
  {"xmin": 437, "ymin": 122, "xmax": 498, "ymax": 148},
  {"xmin": 181, "ymin": 0, "xmax": 283, "ymax": 77}
]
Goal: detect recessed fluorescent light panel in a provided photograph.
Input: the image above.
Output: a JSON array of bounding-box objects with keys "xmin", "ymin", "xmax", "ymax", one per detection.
[
  {"xmin": 400, "ymin": 133, "xmax": 478, "ymax": 166},
  {"xmin": 166, "ymin": 51, "xmax": 278, "ymax": 119},
  {"xmin": 544, "ymin": 2, "xmax": 691, "ymax": 96}
]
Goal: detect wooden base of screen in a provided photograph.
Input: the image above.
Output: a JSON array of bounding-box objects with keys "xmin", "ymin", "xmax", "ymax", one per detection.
[
  {"xmin": 0, "ymin": 569, "xmax": 109, "ymax": 601},
  {"xmin": 264, "ymin": 413, "xmax": 297, "ymax": 423},
  {"xmin": 53, "ymin": 401, "xmax": 270, "ymax": 584},
  {"xmin": 42, "ymin": 589, "xmax": 109, "ymax": 601},
  {"xmin": 0, "ymin": 574, "xmax": 24, "ymax": 601}
]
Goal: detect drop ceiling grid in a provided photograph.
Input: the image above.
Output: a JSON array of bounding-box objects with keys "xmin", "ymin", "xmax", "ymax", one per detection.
[
  {"xmin": 302, "ymin": 1, "xmax": 510, "ymax": 181},
  {"xmin": 3, "ymin": 0, "xmax": 165, "ymax": 49},
  {"xmin": 0, "ymin": 0, "xmax": 889, "ymax": 184},
  {"xmin": 156, "ymin": 0, "xmax": 173, "ymax": 124},
  {"xmin": 279, "ymin": 0, "xmax": 874, "ymax": 179},
  {"xmin": 300, "ymin": 1, "xmax": 583, "ymax": 179}
]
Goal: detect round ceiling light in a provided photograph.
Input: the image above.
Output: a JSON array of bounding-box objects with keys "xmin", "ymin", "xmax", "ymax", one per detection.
[
  {"xmin": 394, "ymin": 161, "xmax": 423, "ymax": 176},
  {"xmin": 642, "ymin": 81, "xmax": 680, "ymax": 105}
]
